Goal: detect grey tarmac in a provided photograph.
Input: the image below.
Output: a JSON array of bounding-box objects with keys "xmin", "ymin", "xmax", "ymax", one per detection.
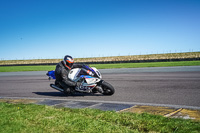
[{"xmin": 0, "ymin": 66, "xmax": 200, "ymax": 108}]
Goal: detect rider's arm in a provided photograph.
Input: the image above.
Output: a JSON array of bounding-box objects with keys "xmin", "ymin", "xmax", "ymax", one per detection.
[
  {"xmin": 73, "ymin": 64, "xmax": 94, "ymax": 76},
  {"xmin": 81, "ymin": 68, "xmax": 94, "ymax": 76},
  {"xmin": 61, "ymin": 69, "xmax": 77, "ymax": 87},
  {"xmin": 73, "ymin": 63, "xmax": 84, "ymax": 68}
]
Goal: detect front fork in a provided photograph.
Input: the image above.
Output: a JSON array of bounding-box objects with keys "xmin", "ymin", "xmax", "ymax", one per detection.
[
  {"xmin": 95, "ymin": 80, "xmax": 104, "ymax": 93},
  {"xmin": 97, "ymin": 80, "xmax": 104, "ymax": 85}
]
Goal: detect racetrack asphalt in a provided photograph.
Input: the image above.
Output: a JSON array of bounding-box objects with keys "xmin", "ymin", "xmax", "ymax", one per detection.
[{"xmin": 0, "ymin": 66, "xmax": 200, "ymax": 119}]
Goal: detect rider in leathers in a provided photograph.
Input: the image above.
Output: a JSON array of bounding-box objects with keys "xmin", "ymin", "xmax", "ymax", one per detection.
[{"xmin": 55, "ymin": 55, "xmax": 94, "ymax": 94}]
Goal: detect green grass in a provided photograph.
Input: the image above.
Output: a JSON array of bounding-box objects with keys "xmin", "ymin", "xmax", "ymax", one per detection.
[
  {"xmin": 0, "ymin": 61, "xmax": 200, "ymax": 72},
  {"xmin": 91, "ymin": 60, "xmax": 200, "ymax": 69},
  {"xmin": 0, "ymin": 102, "xmax": 199, "ymax": 133},
  {"xmin": 0, "ymin": 65, "xmax": 56, "ymax": 72}
]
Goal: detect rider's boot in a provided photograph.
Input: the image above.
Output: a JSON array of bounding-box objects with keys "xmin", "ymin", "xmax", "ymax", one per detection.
[{"xmin": 63, "ymin": 87, "xmax": 71, "ymax": 95}]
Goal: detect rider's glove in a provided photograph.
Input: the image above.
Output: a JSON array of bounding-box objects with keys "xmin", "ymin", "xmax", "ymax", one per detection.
[
  {"xmin": 89, "ymin": 71, "xmax": 94, "ymax": 76},
  {"xmin": 86, "ymin": 70, "xmax": 94, "ymax": 76}
]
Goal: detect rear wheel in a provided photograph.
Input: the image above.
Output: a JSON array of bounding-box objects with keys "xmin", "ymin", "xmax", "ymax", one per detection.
[{"xmin": 101, "ymin": 81, "xmax": 115, "ymax": 95}]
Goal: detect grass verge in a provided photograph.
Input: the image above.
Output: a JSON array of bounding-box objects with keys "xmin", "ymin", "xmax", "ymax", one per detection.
[
  {"xmin": 0, "ymin": 61, "xmax": 200, "ymax": 72},
  {"xmin": 91, "ymin": 60, "xmax": 200, "ymax": 69},
  {"xmin": 0, "ymin": 102, "xmax": 199, "ymax": 133},
  {"xmin": 0, "ymin": 65, "xmax": 56, "ymax": 72}
]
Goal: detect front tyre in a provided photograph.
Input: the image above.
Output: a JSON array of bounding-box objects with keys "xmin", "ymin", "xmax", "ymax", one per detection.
[{"xmin": 102, "ymin": 81, "xmax": 115, "ymax": 95}]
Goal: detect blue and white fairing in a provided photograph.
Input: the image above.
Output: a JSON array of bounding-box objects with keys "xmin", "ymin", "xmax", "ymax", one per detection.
[{"xmin": 68, "ymin": 67, "xmax": 102, "ymax": 92}]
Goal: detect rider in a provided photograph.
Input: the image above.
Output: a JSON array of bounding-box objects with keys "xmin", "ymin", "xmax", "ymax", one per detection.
[{"xmin": 54, "ymin": 55, "xmax": 94, "ymax": 94}]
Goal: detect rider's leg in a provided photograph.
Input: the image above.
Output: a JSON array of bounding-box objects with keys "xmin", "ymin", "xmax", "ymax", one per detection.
[
  {"xmin": 55, "ymin": 80, "xmax": 62, "ymax": 88},
  {"xmin": 59, "ymin": 82, "xmax": 73, "ymax": 94}
]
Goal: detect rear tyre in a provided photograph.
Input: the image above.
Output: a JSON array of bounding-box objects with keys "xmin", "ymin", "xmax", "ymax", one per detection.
[{"xmin": 101, "ymin": 81, "xmax": 115, "ymax": 95}]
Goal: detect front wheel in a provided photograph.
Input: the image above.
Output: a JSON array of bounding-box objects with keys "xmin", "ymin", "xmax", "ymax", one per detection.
[{"xmin": 101, "ymin": 81, "xmax": 115, "ymax": 95}]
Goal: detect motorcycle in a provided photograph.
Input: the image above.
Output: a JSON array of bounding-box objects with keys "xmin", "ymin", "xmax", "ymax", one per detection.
[{"xmin": 48, "ymin": 65, "xmax": 115, "ymax": 95}]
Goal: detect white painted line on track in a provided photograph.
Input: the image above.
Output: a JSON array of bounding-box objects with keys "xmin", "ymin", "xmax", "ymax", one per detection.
[
  {"xmin": 87, "ymin": 103, "xmax": 103, "ymax": 108},
  {"xmin": 1, "ymin": 96, "xmax": 200, "ymax": 110}
]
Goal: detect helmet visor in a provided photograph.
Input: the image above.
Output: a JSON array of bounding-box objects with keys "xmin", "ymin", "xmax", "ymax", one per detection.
[{"xmin": 68, "ymin": 63, "xmax": 73, "ymax": 68}]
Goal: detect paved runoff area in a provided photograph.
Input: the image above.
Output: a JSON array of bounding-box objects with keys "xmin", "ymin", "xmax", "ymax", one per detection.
[{"xmin": 1, "ymin": 97, "xmax": 200, "ymax": 121}]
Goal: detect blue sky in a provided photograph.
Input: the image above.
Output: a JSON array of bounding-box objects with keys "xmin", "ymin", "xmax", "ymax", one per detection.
[{"xmin": 0, "ymin": 0, "xmax": 200, "ymax": 60}]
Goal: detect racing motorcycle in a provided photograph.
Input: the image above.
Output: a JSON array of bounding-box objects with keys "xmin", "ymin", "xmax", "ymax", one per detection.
[{"xmin": 48, "ymin": 65, "xmax": 115, "ymax": 95}]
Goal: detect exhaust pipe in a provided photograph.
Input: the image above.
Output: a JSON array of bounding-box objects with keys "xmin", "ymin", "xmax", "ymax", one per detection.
[{"xmin": 50, "ymin": 84, "xmax": 64, "ymax": 92}]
